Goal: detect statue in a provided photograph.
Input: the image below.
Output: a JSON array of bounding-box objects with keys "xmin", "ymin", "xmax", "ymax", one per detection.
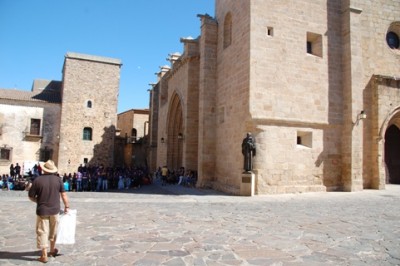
[{"xmin": 242, "ymin": 132, "xmax": 256, "ymax": 173}]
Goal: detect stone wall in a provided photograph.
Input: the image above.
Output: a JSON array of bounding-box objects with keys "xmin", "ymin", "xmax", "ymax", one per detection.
[
  {"xmin": 149, "ymin": 0, "xmax": 400, "ymax": 194},
  {"xmin": 58, "ymin": 53, "xmax": 121, "ymax": 174},
  {"xmin": 0, "ymin": 101, "xmax": 60, "ymax": 175}
]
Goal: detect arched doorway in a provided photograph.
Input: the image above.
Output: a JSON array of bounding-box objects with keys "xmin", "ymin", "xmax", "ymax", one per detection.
[
  {"xmin": 167, "ymin": 93, "xmax": 183, "ymax": 170},
  {"xmin": 385, "ymin": 125, "xmax": 400, "ymax": 184}
]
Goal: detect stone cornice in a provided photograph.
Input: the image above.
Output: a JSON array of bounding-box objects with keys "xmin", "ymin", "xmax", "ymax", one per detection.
[
  {"xmin": 163, "ymin": 55, "xmax": 200, "ymax": 80},
  {"xmin": 65, "ymin": 52, "xmax": 122, "ymax": 66}
]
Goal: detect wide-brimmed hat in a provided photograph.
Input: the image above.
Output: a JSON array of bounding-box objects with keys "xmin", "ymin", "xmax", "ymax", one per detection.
[{"xmin": 39, "ymin": 160, "xmax": 58, "ymax": 173}]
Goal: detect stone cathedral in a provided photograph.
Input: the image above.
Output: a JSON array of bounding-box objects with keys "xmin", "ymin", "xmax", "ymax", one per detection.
[{"xmin": 148, "ymin": 0, "xmax": 400, "ymax": 194}]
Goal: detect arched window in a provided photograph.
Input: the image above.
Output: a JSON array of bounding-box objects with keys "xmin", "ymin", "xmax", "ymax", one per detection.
[
  {"xmin": 87, "ymin": 100, "xmax": 92, "ymax": 108},
  {"xmin": 83, "ymin": 127, "xmax": 93, "ymax": 140},
  {"xmin": 132, "ymin": 128, "xmax": 137, "ymax": 142},
  {"xmin": 223, "ymin": 12, "xmax": 232, "ymax": 49}
]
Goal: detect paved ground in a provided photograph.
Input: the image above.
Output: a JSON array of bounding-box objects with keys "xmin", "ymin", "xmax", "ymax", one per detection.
[{"xmin": 0, "ymin": 180, "xmax": 399, "ymax": 265}]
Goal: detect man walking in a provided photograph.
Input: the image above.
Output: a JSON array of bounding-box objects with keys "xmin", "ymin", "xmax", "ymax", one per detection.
[{"xmin": 28, "ymin": 160, "xmax": 70, "ymax": 263}]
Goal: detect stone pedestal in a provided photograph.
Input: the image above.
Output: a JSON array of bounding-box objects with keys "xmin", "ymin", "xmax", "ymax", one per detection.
[{"xmin": 240, "ymin": 172, "xmax": 255, "ymax": 196}]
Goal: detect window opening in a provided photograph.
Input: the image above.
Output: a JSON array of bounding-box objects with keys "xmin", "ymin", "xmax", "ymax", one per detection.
[
  {"xmin": 387, "ymin": 31, "xmax": 400, "ymax": 49},
  {"xmin": 30, "ymin": 119, "xmax": 41, "ymax": 135},
  {"xmin": 87, "ymin": 100, "xmax": 92, "ymax": 108},
  {"xmin": 223, "ymin": 13, "xmax": 232, "ymax": 49},
  {"xmin": 83, "ymin": 127, "xmax": 93, "ymax": 141},
  {"xmin": 306, "ymin": 32, "xmax": 323, "ymax": 57},
  {"xmin": 297, "ymin": 131, "xmax": 312, "ymax": 148},
  {"xmin": 267, "ymin": 27, "xmax": 274, "ymax": 37},
  {"xmin": 131, "ymin": 128, "xmax": 137, "ymax": 142},
  {"xmin": 0, "ymin": 148, "xmax": 11, "ymax": 160},
  {"xmin": 40, "ymin": 148, "xmax": 52, "ymax": 162}
]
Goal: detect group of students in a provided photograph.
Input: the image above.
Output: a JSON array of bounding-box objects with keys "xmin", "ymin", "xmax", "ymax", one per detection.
[
  {"xmin": 1, "ymin": 162, "xmax": 36, "ymax": 190},
  {"xmin": 159, "ymin": 166, "xmax": 197, "ymax": 187},
  {"xmin": 60, "ymin": 164, "xmax": 152, "ymax": 192}
]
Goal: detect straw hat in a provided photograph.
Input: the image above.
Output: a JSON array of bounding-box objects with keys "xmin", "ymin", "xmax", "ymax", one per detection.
[{"xmin": 39, "ymin": 160, "xmax": 58, "ymax": 173}]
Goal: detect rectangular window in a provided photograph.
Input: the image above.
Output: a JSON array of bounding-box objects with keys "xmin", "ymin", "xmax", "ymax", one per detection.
[
  {"xmin": 0, "ymin": 148, "xmax": 11, "ymax": 160},
  {"xmin": 83, "ymin": 127, "xmax": 92, "ymax": 140},
  {"xmin": 30, "ymin": 119, "xmax": 41, "ymax": 135},
  {"xmin": 267, "ymin": 27, "xmax": 274, "ymax": 37},
  {"xmin": 297, "ymin": 131, "xmax": 312, "ymax": 148},
  {"xmin": 40, "ymin": 148, "xmax": 52, "ymax": 162},
  {"xmin": 306, "ymin": 32, "xmax": 323, "ymax": 57}
]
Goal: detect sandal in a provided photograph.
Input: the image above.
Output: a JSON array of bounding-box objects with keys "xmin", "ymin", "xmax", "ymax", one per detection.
[
  {"xmin": 37, "ymin": 256, "xmax": 48, "ymax": 263},
  {"xmin": 49, "ymin": 248, "xmax": 59, "ymax": 257}
]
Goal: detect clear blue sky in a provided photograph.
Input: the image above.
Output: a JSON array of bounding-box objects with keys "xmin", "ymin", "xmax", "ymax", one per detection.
[{"xmin": 0, "ymin": 0, "xmax": 215, "ymax": 113}]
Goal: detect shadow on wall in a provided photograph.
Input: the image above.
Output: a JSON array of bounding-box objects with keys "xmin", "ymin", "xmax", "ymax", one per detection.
[{"xmin": 88, "ymin": 125, "xmax": 117, "ymax": 168}]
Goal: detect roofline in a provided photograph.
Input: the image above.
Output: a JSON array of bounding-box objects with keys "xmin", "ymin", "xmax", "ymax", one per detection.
[
  {"xmin": 65, "ymin": 52, "xmax": 122, "ymax": 66},
  {"xmin": 118, "ymin": 108, "xmax": 149, "ymax": 115}
]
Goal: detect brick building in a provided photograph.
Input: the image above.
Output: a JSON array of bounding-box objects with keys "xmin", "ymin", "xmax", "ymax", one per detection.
[
  {"xmin": 0, "ymin": 52, "xmax": 122, "ymax": 175},
  {"xmin": 148, "ymin": 0, "xmax": 400, "ymax": 194}
]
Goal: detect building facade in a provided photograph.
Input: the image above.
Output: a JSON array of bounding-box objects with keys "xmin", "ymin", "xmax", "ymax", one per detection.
[
  {"xmin": 116, "ymin": 108, "xmax": 149, "ymax": 168},
  {"xmin": 0, "ymin": 52, "xmax": 122, "ymax": 175},
  {"xmin": 148, "ymin": 0, "xmax": 400, "ymax": 194}
]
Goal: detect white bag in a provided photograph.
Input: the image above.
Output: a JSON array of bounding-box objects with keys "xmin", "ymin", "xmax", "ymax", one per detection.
[{"xmin": 56, "ymin": 209, "xmax": 77, "ymax": 245}]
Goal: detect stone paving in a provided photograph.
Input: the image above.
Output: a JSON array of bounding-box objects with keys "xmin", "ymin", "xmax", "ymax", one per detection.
[{"xmin": 0, "ymin": 181, "xmax": 399, "ymax": 265}]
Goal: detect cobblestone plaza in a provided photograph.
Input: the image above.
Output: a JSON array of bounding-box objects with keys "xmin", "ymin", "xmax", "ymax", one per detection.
[{"xmin": 0, "ymin": 182, "xmax": 399, "ymax": 265}]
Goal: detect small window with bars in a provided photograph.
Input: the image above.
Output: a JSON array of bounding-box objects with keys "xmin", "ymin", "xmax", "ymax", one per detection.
[{"xmin": 0, "ymin": 147, "xmax": 11, "ymax": 160}]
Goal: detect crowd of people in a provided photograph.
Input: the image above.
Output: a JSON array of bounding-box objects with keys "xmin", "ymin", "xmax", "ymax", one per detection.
[
  {"xmin": 1, "ymin": 163, "xmax": 30, "ymax": 190},
  {"xmin": 1, "ymin": 162, "xmax": 153, "ymax": 192},
  {"xmin": 60, "ymin": 164, "xmax": 152, "ymax": 192},
  {"xmin": 1, "ymin": 162, "xmax": 198, "ymax": 192},
  {"xmin": 158, "ymin": 166, "xmax": 197, "ymax": 187}
]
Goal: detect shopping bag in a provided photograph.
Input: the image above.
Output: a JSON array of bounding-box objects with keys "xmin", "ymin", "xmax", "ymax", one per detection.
[{"xmin": 56, "ymin": 209, "xmax": 77, "ymax": 244}]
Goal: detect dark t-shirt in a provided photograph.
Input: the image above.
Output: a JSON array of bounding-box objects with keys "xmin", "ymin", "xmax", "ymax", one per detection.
[{"xmin": 28, "ymin": 174, "xmax": 65, "ymax": 216}]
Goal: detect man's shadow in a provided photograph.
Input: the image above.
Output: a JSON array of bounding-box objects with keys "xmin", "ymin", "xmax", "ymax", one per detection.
[{"xmin": 0, "ymin": 250, "xmax": 42, "ymax": 262}]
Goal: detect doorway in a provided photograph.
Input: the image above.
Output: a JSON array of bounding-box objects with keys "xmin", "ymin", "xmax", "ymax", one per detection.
[
  {"xmin": 385, "ymin": 125, "xmax": 400, "ymax": 184},
  {"xmin": 167, "ymin": 93, "xmax": 183, "ymax": 170}
]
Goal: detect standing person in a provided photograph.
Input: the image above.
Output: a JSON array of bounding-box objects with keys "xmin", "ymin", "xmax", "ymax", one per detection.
[
  {"xmin": 9, "ymin": 164, "xmax": 15, "ymax": 179},
  {"xmin": 76, "ymin": 171, "xmax": 82, "ymax": 192},
  {"xmin": 161, "ymin": 166, "xmax": 168, "ymax": 186},
  {"xmin": 14, "ymin": 163, "xmax": 21, "ymax": 179},
  {"xmin": 28, "ymin": 160, "xmax": 70, "ymax": 263}
]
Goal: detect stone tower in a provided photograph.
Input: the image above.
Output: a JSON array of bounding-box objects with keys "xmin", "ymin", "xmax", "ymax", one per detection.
[{"xmin": 58, "ymin": 52, "xmax": 122, "ymax": 174}]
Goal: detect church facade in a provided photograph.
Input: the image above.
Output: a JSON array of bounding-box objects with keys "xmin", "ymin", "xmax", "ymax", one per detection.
[{"xmin": 148, "ymin": 0, "xmax": 400, "ymax": 194}]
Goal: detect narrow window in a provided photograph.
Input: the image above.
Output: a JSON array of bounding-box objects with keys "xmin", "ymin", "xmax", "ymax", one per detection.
[
  {"xmin": 131, "ymin": 128, "xmax": 137, "ymax": 142},
  {"xmin": 87, "ymin": 100, "xmax": 92, "ymax": 108},
  {"xmin": 30, "ymin": 119, "xmax": 41, "ymax": 135},
  {"xmin": 223, "ymin": 12, "xmax": 232, "ymax": 49},
  {"xmin": 83, "ymin": 127, "xmax": 93, "ymax": 141},
  {"xmin": 0, "ymin": 148, "xmax": 11, "ymax": 160},
  {"xmin": 267, "ymin": 27, "xmax": 274, "ymax": 37},
  {"xmin": 307, "ymin": 41, "xmax": 312, "ymax": 54},
  {"xmin": 218, "ymin": 106, "xmax": 225, "ymax": 124}
]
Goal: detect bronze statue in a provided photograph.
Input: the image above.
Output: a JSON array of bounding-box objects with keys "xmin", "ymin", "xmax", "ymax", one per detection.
[{"xmin": 242, "ymin": 132, "xmax": 256, "ymax": 172}]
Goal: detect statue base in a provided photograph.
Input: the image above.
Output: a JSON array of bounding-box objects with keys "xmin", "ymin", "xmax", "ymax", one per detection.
[{"xmin": 240, "ymin": 172, "xmax": 255, "ymax": 196}]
